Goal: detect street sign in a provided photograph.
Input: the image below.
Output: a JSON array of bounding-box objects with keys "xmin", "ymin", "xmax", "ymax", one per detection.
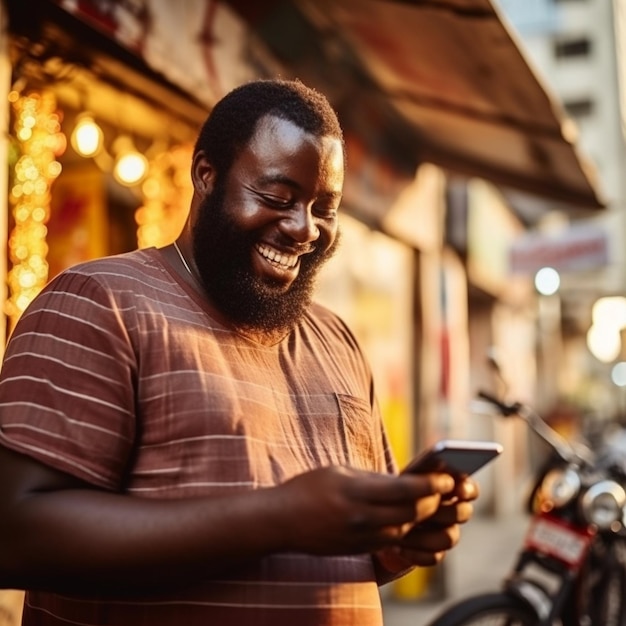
[{"xmin": 509, "ymin": 226, "xmax": 609, "ymax": 274}]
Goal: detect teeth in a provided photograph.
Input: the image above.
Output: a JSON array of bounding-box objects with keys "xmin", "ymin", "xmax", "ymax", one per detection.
[{"xmin": 257, "ymin": 244, "xmax": 298, "ymax": 269}]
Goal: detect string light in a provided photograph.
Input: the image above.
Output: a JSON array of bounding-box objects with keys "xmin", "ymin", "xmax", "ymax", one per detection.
[
  {"xmin": 70, "ymin": 113, "xmax": 103, "ymax": 157},
  {"xmin": 4, "ymin": 84, "xmax": 193, "ymax": 333},
  {"xmin": 6, "ymin": 90, "xmax": 65, "ymax": 331},
  {"xmin": 114, "ymin": 151, "xmax": 148, "ymax": 185},
  {"xmin": 136, "ymin": 144, "xmax": 193, "ymax": 248},
  {"xmin": 112, "ymin": 135, "xmax": 148, "ymax": 185},
  {"xmin": 69, "ymin": 117, "xmax": 149, "ymax": 186}
]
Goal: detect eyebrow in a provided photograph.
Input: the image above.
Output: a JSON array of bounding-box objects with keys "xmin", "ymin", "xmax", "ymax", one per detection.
[{"xmin": 254, "ymin": 173, "xmax": 300, "ymax": 189}]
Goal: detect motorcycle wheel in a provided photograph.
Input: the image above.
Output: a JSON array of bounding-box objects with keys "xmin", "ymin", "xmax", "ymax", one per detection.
[
  {"xmin": 425, "ymin": 592, "xmax": 539, "ymax": 626},
  {"xmin": 583, "ymin": 538, "xmax": 626, "ymax": 626}
]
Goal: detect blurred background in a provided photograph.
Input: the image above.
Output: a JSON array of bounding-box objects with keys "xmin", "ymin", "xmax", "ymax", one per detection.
[{"xmin": 0, "ymin": 0, "xmax": 625, "ymax": 623}]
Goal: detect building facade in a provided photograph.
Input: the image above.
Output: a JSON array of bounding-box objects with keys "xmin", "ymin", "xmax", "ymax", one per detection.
[{"xmin": 498, "ymin": 0, "xmax": 626, "ymax": 419}]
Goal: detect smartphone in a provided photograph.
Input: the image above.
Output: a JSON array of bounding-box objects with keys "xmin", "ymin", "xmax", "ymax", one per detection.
[{"xmin": 402, "ymin": 439, "xmax": 503, "ymax": 477}]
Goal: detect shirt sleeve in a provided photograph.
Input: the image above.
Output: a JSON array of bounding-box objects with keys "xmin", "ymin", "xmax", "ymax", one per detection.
[{"xmin": 0, "ymin": 269, "xmax": 138, "ymax": 490}]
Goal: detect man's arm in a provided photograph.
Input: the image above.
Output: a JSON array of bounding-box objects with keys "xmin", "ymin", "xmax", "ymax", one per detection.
[{"xmin": 0, "ymin": 445, "xmax": 460, "ymax": 595}]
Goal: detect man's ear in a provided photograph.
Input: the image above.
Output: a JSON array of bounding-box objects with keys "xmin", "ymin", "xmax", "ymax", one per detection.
[{"xmin": 191, "ymin": 150, "xmax": 216, "ymax": 196}]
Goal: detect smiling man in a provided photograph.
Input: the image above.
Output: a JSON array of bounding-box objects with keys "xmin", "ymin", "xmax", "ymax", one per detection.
[
  {"xmin": 0, "ymin": 79, "xmax": 478, "ymax": 626},
  {"xmin": 184, "ymin": 109, "xmax": 344, "ymax": 340}
]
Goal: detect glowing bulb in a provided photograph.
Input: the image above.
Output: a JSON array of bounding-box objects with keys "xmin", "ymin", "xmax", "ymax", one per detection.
[
  {"xmin": 587, "ymin": 324, "xmax": 621, "ymax": 363},
  {"xmin": 71, "ymin": 114, "xmax": 103, "ymax": 157},
  {"xmin": 114, "ymin": 152, "xmax": 148, "ymax": 185},
  {"xmin": 534, "ymin": 267, "xmax": 560, "ymax": 296},
  {"xmin": 592, "ymin": 296, "xmax": 626, "ymax": 327},
  {"xmin": 612, "ymin": 362, "xmax": 626, "ymax": 387}
]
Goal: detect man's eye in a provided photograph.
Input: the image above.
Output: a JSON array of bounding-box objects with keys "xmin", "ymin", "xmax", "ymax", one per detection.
[
  {"xmin": 314, "ymin": 205, "xmax": 339, "ymax": 219},
  {"xmin": 260, "ymin": 194, "xmax": 291, "ymax": 208}
]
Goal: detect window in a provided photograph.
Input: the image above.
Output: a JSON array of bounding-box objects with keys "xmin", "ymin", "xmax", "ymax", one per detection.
[
  {"xmin": 554, "ymin": 37, "xmax": 591, "ymax": 58},
  {"xmin": 563, "ymin": 98, "xmax": 594, "ymax": 117}
]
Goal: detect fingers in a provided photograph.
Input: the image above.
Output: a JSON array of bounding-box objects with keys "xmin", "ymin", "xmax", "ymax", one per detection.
[
  {"xmin": 353, "ymin": 471, "xmax": 456, "ymax": 505},
  {"xmin": 278, "ymin": 466, "xmax": 478, "ymax": 558},
  {"xmin": 375, "ymin": 545, "xmax": 446, "ymax": 572},
  {"xmin": 396, "ymin": 474, "xmax": 476, "ymax": 525},
  {"xmin": 349, "ymin": 472, "xmax": 459, "ymax": 530},
  {"xmin": 449, "ymin": 477, "xmax": 480, "ymax": 502},
  {"xmin": 426, "ymin": 500, "xmax": 474, "ymax": 526},
  {"xmin": 353, "ymin": 488, "xmax": 474, "ymax": 552},
  {"xmin": 400, "ymin": 522, "xmax": 461, "ymax": 553},
  {"xmin": 390, "ymin": 547, "xmax": 447, "ymax": 568},
  {"xmin": 345, "ymin": 472, "xmax": 473, "ymax": 534},
  {"xmin": 379, "ymin": 523, "xmax": 462, "ymax": 568},
  {"xmin": 345, "ymin": 495, "xmax": 444, "ymax": 540}
]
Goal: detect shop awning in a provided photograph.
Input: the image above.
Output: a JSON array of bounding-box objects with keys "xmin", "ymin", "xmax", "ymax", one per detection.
[
  {"xmin": 225, "ymin": 0, "xmax": 604, "ymax": 211},
  {"xmin": 8, "ymin": 0, "xmax": 604, "ymax": 211}
]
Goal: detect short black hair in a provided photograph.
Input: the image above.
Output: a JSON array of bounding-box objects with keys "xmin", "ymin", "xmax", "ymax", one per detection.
[{"xmin": 194, "ymin": 78, "xmax": 345, "ymax": 178}]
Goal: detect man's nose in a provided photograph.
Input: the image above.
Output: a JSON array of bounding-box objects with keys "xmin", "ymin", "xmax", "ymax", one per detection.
[{"xmin": 280, "ymin": 205, "xmax": 320, "ymax": 243}]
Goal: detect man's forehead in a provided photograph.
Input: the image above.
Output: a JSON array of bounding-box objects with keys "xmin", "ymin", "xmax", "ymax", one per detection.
[
  {"xmin": 251, "ymin": 114, "xmax": 340, "ymax": 145},
  {"xmin": 252, "ymin": 114, "xmax": 311, "ymax": 143},
  {"xmin": 240, "ymin": 116, "xmax": 340, "ymax": 169}
]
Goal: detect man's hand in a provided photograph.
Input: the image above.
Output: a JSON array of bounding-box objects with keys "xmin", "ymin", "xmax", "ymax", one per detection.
[
  {"xmin": 271, "ymin": 466, "xmax": 462, "ymax": 556},
  {"xmin": 373, "ymin": 476, "xmax": 479, "ymax": 576}
]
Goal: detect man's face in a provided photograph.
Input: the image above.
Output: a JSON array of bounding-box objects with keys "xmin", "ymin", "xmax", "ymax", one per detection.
[{"xmin": 192, "ymin": 115, "xmax": 344, "ymax": 335}]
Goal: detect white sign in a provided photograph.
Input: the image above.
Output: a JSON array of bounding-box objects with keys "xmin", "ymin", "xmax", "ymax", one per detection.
[{"xmin": 509, "ymin": 226, "xmax": 609, "ymax": 274}]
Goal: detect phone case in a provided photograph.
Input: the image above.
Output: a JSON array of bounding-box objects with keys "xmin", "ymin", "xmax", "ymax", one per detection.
[{"xmin": 402, "ymin": 439, "xmax": 503, "ymax": 476}]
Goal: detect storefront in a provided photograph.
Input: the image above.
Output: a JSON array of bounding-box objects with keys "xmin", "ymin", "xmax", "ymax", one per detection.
[{"xmin": 0, "ymin": 0, "xmax": 605, "ymax": 618}]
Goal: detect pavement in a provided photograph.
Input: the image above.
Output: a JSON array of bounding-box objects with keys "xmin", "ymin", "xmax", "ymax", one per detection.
[{"xmin": 381, "ymin": 510, "xmax": 529, "ymax": 626}]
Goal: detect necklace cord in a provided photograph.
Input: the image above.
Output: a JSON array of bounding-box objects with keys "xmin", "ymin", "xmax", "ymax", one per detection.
[{"xmin": 173, "ymin": 241, "xmax": 194, "ymax": 277}]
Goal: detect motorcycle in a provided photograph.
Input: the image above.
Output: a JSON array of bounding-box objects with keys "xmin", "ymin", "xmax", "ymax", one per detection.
[{"xmin": 425, "ymin": 389, "xmax": 626, "ymax": 626}]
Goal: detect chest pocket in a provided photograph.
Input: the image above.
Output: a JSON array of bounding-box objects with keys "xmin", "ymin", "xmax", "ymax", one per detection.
[{"xmin": 336, "ymin": 394, "xmax": 378, "ymax": 471}]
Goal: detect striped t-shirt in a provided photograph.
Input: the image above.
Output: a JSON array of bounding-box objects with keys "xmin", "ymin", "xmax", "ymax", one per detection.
[{"xmin": 0, "ymin": 247, "xmax": 396, "ymax": 626}]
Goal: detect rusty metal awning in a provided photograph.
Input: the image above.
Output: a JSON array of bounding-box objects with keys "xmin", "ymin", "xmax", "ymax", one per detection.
[
  {"xmin": 8, "ymin": 0, "xmax": 605, "ymax": 211},
  {"xmin": 227, "ymin": 0, "xmax": 604, "ymax": 210}
]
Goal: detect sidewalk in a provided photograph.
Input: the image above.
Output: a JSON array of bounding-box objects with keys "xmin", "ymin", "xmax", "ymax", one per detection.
[{"xmin": 382, "ymin": 511, "xmax": 529, "ymax": 626}]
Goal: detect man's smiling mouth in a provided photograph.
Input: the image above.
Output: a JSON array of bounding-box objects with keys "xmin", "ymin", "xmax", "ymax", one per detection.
[{"xmin": 256, "ymin": 244, "xmax": 299, "ymax": 269}]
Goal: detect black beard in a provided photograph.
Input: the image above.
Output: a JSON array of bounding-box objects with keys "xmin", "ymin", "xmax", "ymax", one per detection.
[{"xmin": 192, "ymin": 186, "xmax": 340, "ymax": 335}]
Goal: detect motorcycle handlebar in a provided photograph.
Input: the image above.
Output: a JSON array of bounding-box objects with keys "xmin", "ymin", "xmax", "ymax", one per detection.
[
  {"xmin": 477, "ymin": 389, "xmax": 591, "ymax": 466},
  {"xmin": 477, "ymin": 390, "xmax": 522, "ymax": 417}
]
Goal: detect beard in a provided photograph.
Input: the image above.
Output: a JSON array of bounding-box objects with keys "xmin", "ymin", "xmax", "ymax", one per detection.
[{"xmin": 192, "ymin": 185, "xmax": 340, "ymax": 335}]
